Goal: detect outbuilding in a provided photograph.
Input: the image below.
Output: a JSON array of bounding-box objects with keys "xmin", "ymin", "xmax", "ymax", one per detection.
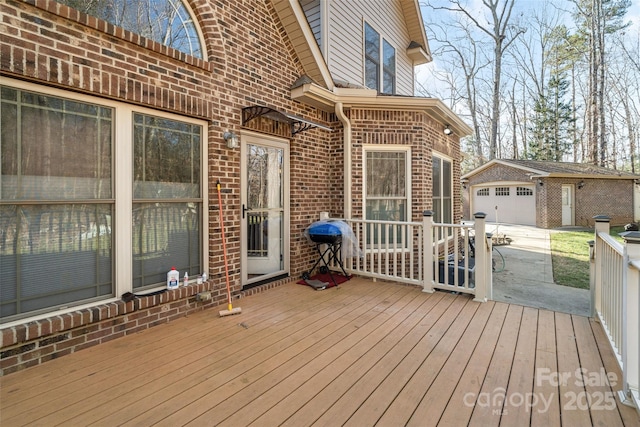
[{"xmin": 462, "ymin": 159, "xmax": 640, "ymax": 228}]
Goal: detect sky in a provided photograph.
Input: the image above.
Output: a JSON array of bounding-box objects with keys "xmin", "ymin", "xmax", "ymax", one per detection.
[{"xmin": 416, "ymin": 0, "xmax": 640, "ymax": 104}]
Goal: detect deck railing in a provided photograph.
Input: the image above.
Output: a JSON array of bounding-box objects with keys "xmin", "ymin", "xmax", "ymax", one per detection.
[
  {"xmin": 590, "ymin": 216, "xmax": 640, "ymax": 413},
  {"xmin": 317, "ymin": 211, "xmax": 492, "ymax": 303}
]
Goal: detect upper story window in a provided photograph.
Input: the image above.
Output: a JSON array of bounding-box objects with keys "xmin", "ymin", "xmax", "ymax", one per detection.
[
  {"xmin": 364, "ymin": 22, "xmax": 396, "ymax": 94},
  {"xmin": 57, "ymin": 0, "xmax": 204, "ymax": 59}
]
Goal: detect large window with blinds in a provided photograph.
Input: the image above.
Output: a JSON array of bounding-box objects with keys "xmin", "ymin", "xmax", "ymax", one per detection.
[{"xmin": 0, "ymin": 81, "xmax": 206, "ymax": 322}]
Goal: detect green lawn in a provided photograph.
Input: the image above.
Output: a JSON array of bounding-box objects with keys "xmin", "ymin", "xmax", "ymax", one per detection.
[{"xmin": 550, "ymin": 226, "xmax": 626, "ymax": 289}]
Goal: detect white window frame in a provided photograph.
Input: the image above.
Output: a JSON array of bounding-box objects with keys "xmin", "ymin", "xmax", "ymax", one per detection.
[
  {"xmin": 0, "ymin": 77, "xmax": 208, "ymax": 325},
  {"xmin": 363, "ymin": 21, "xmax": 396, "ymax": 94}
]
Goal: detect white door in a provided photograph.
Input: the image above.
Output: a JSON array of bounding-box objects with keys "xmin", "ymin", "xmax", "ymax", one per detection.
[
  {"xmin": 241, "ymin": 134, "xmax": 289, "ymax": 287},
  {"xmin": 562, "ymin": 185, "xmax": 574, "ymax": 226}
]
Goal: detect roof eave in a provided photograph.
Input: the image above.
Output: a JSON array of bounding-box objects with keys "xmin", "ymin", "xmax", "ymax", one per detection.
[
  {"xmin": 271, "ymin": 0, "xmax": 334, "ymax": 90},
  {"xmin": 291, "ymin": 82, "xmax": 473, "ymax": 136}
]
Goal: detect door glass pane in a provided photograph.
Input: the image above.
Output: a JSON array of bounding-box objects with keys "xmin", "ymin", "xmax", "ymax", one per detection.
[
  {"xmin": 247, "ymin": 145, "xmax": 283, "ymax": 210},
  {"xmin": 246, "ymin": 143, "xmax": 284, "ymax": 279}
]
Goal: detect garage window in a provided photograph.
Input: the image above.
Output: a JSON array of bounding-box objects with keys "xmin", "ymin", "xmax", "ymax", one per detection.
[
  {"xmin": 517, "ymin": 187, "xmax": 533, "ymax": 196},
  {"xmin": 495, "ymin": 187, "xmax": 510, "ymax": 196},
  {"xmin": 477, "ymin": 188, "xmax": 489, "ymax": 196}
]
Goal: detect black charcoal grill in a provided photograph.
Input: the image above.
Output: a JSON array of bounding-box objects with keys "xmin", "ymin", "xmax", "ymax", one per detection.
[{"xmin": 303, "ymin": 221, "xmax": 349, "ymax": 287}]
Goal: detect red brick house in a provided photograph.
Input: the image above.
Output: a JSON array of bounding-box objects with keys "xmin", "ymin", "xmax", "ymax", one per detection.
[
  {"xmin": 0, "ymin": 0, "xmax": 471, "ymax": 374},
  {"xmin": 462, "ymin": 159, "xmax": 640, "ymax": 228}
]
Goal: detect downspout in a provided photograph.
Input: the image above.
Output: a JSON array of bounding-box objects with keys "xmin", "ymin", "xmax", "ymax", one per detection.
[{"xmin": 335, "ymin": 102, "xmax": 352, "ymax": 219}]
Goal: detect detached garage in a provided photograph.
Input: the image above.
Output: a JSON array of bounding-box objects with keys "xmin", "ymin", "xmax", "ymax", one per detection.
[
  {"xmin": 470, "ymin": 182, "xmax": 536, "ymax": 225},
  {"xmin": 462, "ymin": 159, "xmax": 640, "ymax": 228}
]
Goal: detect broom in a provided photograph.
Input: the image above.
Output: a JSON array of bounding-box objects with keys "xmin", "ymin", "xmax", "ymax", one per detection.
[{"xmin": 217, "ymin": 180, "xmax": 242, "ymax": 317}]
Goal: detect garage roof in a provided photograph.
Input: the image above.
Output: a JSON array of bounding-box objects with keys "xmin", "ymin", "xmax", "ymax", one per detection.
[{"xmin": 462, "ymin": 159, "xmax": 640, "ymax": 180}]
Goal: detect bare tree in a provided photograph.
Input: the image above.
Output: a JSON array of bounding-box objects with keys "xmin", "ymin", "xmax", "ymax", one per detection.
[{"xmin": 426, "ymin": 0, "xmax": 525, "ymax": 161}]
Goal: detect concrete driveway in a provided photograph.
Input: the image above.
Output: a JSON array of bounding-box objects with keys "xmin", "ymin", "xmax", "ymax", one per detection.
[{"xmin": 487, "ymin": 223, "xmax": 591, "ymax": 316}]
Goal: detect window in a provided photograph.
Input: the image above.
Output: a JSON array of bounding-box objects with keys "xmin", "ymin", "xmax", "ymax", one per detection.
[
  {"xmin": 517, "ymin": 186, "xmax": 533, "ymax": 196},
  {"xmin": 364, "ymin": 23, "xmax": 380, "ymax": 92},
  {"xmin": 1, "ymin": 81, "xmax": 206, "ymax": 321},
  {"xmin": 432, "ymin": 155, "xmax": 452, "ymax": 224},
  {"xmin": 132, "ymin": 114, "xmax": 202, "ymax": 288},
  {"xmin": 364, "ymin": 22, "xmax": 396, "ymax": 94},
  {"xmin": 57, "ymin": 0, "xmax": 204, "ymax": 58},
  {"xmin": 364, "ymin": 148, "xmax": 409, "ymax": 246},
  {"xmin": 382, "ymin": 40, "xmax": 396, "ymax": 94},
  {"xmin": 495, "ymin": 187, "xmax": 510, "ymax": 196},
  {"xmin": 477, "ymin": 188, "xmax": 489, "ymax": 196}
]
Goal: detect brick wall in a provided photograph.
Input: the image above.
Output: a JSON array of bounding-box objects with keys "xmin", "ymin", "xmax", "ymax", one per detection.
[
  {"xmin": 543, "ymin": 178, "xmax": 634, "ymax": 228},
  {"xmin": 348, "ymin": 109, "xmax": 462, "ymax": 223},
  {"xmin": 0, "ymin": 0, "xmax": 335, "ymax": 375},
  {"xmin": 0, "ymin": 0, "xmax": 457, "ymax": 374}
]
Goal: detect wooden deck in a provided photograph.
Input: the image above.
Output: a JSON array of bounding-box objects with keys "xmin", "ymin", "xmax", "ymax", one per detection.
[{"xmin": 1, "ymin": 277, "xmax": 639, "ymax": 426}]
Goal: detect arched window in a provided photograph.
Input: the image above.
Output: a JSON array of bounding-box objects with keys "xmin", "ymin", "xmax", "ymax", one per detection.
[{"xmin": 58, "ymin": 0, "xmax": 204, "ymax": 59}]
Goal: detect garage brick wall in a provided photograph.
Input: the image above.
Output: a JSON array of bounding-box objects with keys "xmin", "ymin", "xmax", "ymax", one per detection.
[{"xmin": 541, "ymin": 178, "xmax": 634, "ymax": 228}]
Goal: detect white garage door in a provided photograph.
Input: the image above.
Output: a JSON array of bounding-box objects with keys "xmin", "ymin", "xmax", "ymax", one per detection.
[{"xmin": 471, "ymin": 185, "xmax": 536, "ymax": 225}]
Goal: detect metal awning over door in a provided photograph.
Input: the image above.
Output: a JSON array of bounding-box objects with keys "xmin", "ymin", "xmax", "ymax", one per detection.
[{"xmin": 242, "ymin": 105, "xmax": 331, "ymax": 136}]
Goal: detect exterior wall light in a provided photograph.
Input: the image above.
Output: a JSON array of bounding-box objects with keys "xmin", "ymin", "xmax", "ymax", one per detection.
[
  {"xmin": 224, "ymin": 131, "xmax": 239, "ymax": 149},
  {"xmin": 443, "ymin": 125, "xmax": 452, "ymax": 135},
  {"xmin": 578, "ymin": 180, "xmax": 585, "ymax": 189},
  {"xmin": 538, "ymin": 178, "xmax": 544, "ymax": 186}
]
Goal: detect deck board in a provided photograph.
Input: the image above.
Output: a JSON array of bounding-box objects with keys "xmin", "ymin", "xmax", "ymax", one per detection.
[
  {"xmin": 531, "ymin": 309, "xmax": 561, "ymax": 427},
  {"xmin": 1, "ymin": 278, "xmax": 638, "ymax": 427}
]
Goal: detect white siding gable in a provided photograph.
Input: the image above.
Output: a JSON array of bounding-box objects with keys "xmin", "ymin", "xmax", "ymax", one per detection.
[{"xmin": 301, "ymin": 0, "xmax": 416, "ymax": 96}]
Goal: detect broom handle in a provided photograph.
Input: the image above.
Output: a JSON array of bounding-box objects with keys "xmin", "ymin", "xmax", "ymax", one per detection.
[{"xmin": 217, "ymin": 181, "xmax": 233, "ymax": 308}]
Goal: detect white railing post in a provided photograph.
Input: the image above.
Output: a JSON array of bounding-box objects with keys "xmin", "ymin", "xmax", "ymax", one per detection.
[
  {"xmin": 588, "ymin": 239, "xmax": 596, "ymax": 318},
  {"xmin": 473, "ymin": 212, "xmax": 488, "ymax": 302},
  {"xmin": 593, "ymin": 215, "xmax": 611, "ymax": 319},
  {"xmin": 422, "ymin": 211, "xmax": 434, "ymax": 293},
  {"xmin": 620, "ymin": 231, "xmax": 640, "ymax": 410}
]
